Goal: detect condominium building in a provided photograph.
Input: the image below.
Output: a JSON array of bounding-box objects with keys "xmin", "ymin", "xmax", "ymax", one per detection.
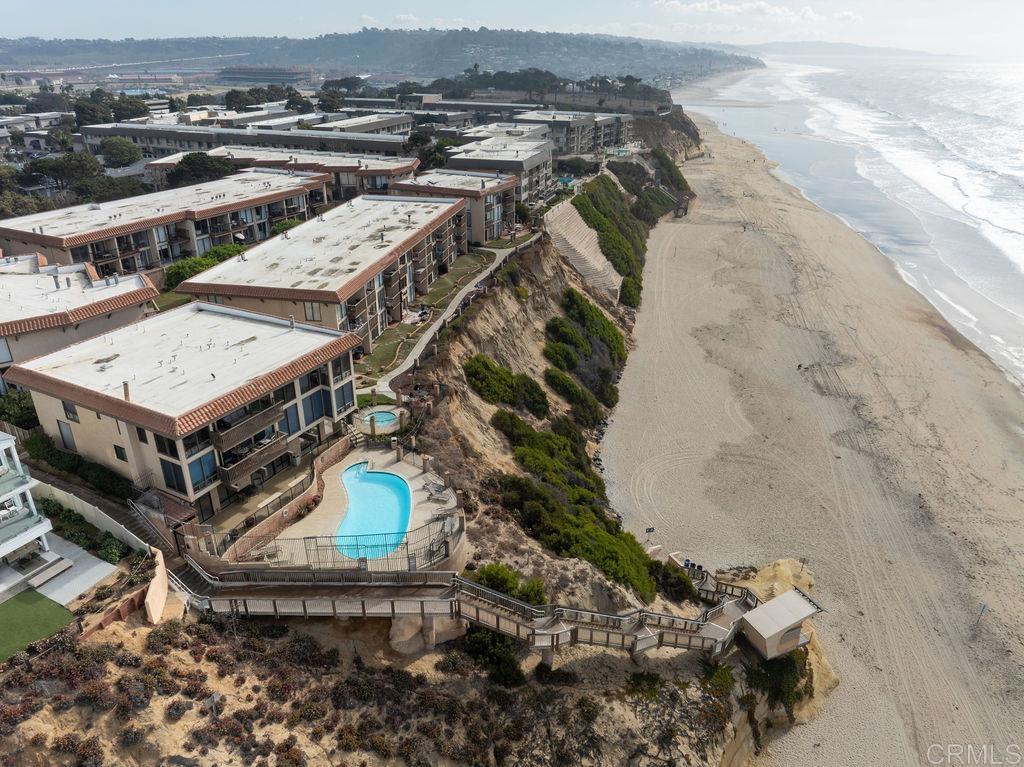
[
  {"xmin": 514, "ymin": 111, "xmax": 634, "ymax": 153},
  {"xmin": 445, "ymin": 137, "xmax": 554, "ymax": 203},
  {"xmin": 313, "ymin": 114, "xmax": 414, "ymax": 136},
  {"xmin": 441, "ymin": 122, "xmax": 551, "ymax": 144},
  {"xmin": 144, "ymin": 146, "xmax": 419, "ymax": 199},
  {"xmin": 0, "ymin": 169, "xmax": 329, "ymax": 280},
  {"xmin": 176, "ymin": 195, "xmax": 467, "ymax": 352},
  {"xmin": 0, "ymin": 253, "xmax": 158, "ymax": 393},
  {"xmin": 390, "ymin": 170, "xmax": 517, "ymax": 245},
  {"xmin": 6, "ymin": 303, "xmax": 360, "ymax": 522},
  {"xmin": 0, "ymin": 431, "xmax": 53, "ymax": 566},
  {"xmin": 79, "ymin": 123, "xmax": 408, "ymax": 159}
]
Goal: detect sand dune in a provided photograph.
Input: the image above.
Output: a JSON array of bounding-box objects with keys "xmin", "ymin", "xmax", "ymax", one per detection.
[{"xmin": 601, "ymin": 116, "xmax": 1024, "ymax": 766}]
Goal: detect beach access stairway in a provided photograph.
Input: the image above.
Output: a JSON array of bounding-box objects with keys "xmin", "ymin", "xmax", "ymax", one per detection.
[
  {"xmin": 178, "ymin": 557, "xmax": 761, "ymax": 659},
  {"xmin": 545, "ymin": 200, "xmax": 623, "ymax": 299}
]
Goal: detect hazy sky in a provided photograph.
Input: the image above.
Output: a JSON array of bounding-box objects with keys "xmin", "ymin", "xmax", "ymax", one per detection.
[{"xmin": 4, "ymin": 0, "xmax": 1022, "ymax": 58}]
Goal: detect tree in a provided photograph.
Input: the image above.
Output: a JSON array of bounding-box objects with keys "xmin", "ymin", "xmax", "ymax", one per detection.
[
  {"xmin": 224, "ymin": 89, "xmax": 258, "ymax": 112},
  {"xmin": 416, "ymin": 138, "xmax": 454, "ymax": 171},
  {"xmin": 270, "ymin": 218, "xmax": 303, "ymax": 236},
  {"xmin": 24, "ymin": 153, "xmax": 104, "ymax": 190},
  {"xmin": 515, "ymin": 201, "xmax": 531, "ymax": 224},
  {"xmin": 111, "ymin": 95, "xmax": 149, "ymax": 121},
  {"xmin": 164, "ymin": 256, "xmax": 217, "ymax": 290},
  {"xmin": 165, "ymin": 152, "xmax": 235, "ymax": 188},
  {"xmin": 203, "ymin": 243, "xmax": 246, "ymax": 262},
  {"xmin": 47, "ymin": 128, "xmax": 73, "ymax": 151},
  {"xmin": 0, "ymin": 389, "xmax": 39, "ymax": 429},
  {"xmin": 187, "ymin": 93, "xmax": 215, "ymax": 106},
  {"xmin": 316, "ymin": 90, "xmax": 344, "ymax": 112},
  {"xmin": 73, "ymin": 175, "xmax": 148, "ymax": 203},
  {"xmin": 322, "ymin": 76, "xmax": 364, "ymax": 92},
  {"xmin": 99, "ymin": 136, "xmax": 142, "ymax": 168},
  {"xmin": 285, "ymin": 93, "xmax": 313, "ymax": 113},
  {"xmin": 74, "ymin": 99, "xmax": 113, "ymax": 127}
]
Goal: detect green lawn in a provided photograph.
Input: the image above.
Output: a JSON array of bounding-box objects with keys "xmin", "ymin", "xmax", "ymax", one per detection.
[
  {"xmin": 154, "ymin": 291, "xmax": 192, "ymax": 312},
  {"xmin": 484, "ymin": 232, "xmax": 535, "ymax": 249},
  {"xmin": 0, "ymin": 590, "xmax": 75, "ymax": 661}
]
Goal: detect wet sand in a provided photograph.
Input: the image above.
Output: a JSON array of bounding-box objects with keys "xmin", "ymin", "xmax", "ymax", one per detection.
[{"xmin": 601, "ymin": 116, "xmax": 1024, "ymax": 766}]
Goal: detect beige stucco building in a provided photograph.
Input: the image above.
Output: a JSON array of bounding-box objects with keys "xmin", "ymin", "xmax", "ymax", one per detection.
[
  {"xmin": 390, "ymin": 170, "xmax": 518, "ymax": 244},
  {"xmin": 6, "ymin": 303, "xmax": 360, "ymax": 523}
]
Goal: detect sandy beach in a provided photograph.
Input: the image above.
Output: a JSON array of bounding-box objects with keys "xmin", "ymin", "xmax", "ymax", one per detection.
[{"xmin": 601, "ymin": 115, "xmax": 1024, "ymax": 765}]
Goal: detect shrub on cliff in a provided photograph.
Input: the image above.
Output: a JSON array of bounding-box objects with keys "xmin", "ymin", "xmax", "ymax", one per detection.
[
  {"xmin": 463, "ymin": 354, "xmax": 549, "ymax": 419},
  {"xmin": 466, "ymin": 562, "xmax": 547, "ymax": 606},
  {"xmin": 543, "ymin": 368, "xmax": 603, "ymax": 428},
  {"xmin": 542, "ymin": 341, "xmax": 578, "ymax": 371}
]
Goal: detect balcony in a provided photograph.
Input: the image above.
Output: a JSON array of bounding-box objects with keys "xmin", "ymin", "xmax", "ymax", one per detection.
[
  {"xmin": 217, "ymin": 432, "xmax": 290, "ymax": 490},
  {"xmin": 212, "ymin": 404, "xmax": 285, "ymax": 451}
]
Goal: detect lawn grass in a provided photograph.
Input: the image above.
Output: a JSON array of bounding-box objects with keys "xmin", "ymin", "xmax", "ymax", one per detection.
[
  {"xmin": 0, "ymin": 590, "xmax": 74, "ymax": 661},
  {"xmin": 354, "ymin": 251, "xmax": 491, "ymax": 383},
  {"xmin": 485, "ymin": 232, "xmax": 534, "ymax": 249},
  {"xmin": 154, "ymin": 291, "xmax": 191, "ymax": 312}
]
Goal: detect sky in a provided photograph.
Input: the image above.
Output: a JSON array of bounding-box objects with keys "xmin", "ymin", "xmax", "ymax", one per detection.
[{"xmin": 3, "ymin": 0, "xmax": 1022, "ymax": 59}]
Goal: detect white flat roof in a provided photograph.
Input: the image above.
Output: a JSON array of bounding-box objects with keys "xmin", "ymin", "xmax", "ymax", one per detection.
[
  {"xmin": 148, "ymin": 146, "xmax": 416, "ymax": 174},
  {"xmin": 742, "ymin": 588, "xmax": 820, "ymax": 638},
  {"xmin": 315, "ymin": 114, "xmax": 412, "ymax": 131},
  {"xmin": 179, "ymin": 195, "xmax": 463, "ymax": 300},
  {"xmin": 461, "ymin": 122, "xmax": 549, "ymax": 140},
  {"xmin": 0, "ymin": 259, "xmax": 152, "ymax": 328},
  {"xmin": 0, "ymin": 169, "xmax": 320, "ymax": 242},
  {"xmin": 12, "ymin": 303, "xmax": 345, "ymax": 421},
  {"xmin": 394, "ymin": 170, "xmax": 516, "ymax": 194},
  {"xmin": 449, "ymin": 137, "xmax": 553, "ymax": 163}
]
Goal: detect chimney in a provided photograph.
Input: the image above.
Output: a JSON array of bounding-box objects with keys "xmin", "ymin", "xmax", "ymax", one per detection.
[
  {"xmin": 52, "ymin": 274, "xmax": 60, "ymax": 290},
  {"xmin": 288, "ymin": 314, "xmax": 295, "ymax": 329},
  {"xmin": 65, "ymin": 277, "xmax": 71, "ymax": 289},
  {"xmin": 122, "ymin": 381, "xmax": 131, "ymax": 401}
]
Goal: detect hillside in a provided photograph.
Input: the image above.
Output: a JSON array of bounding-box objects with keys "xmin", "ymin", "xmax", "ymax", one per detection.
[{"xmin": 0, "ymin": 29, "xmax": 763, "ymax": 81}]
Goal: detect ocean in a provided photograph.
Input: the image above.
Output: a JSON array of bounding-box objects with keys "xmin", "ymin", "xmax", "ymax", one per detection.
[{"xmin": 675, "ymin": 54, "xmax": 1024, "ymax": 384}]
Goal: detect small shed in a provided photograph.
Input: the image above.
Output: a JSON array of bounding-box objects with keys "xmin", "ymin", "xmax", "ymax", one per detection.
[{"xmin": 740, "ymin": 587, "xmax": 823, "ymax": 659}]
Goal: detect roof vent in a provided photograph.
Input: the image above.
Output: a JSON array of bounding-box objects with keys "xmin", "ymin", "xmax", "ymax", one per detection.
[{"xmin": 122, "ymin": 381, "xmax": 130, "ymax": 402}]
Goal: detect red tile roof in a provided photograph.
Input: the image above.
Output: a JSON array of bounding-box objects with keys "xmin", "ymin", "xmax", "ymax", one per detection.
[{"xmin": 4, "ymin": 332, "xmax": 360, "ymax": 438}]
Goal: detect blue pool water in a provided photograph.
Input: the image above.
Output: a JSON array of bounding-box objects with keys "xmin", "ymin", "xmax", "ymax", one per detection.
[
  {"xmin": 335, "ymin": 462, "xmax": 411, "ymax": 558},
  {"xmin": 362, "ymin": 409, "xmax": 398, "ymax": 427}
]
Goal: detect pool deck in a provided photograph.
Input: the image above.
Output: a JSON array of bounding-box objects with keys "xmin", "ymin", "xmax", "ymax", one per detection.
[{"xmin": 274, "ymin": 446, "xmax": 455, "ymax": 542}]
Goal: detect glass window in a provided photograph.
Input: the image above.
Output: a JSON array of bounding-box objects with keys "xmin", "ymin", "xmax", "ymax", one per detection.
[
  {"xmin": 0, "ymin": 338, "xmax": 11, "ymax": 365},
  {"xmin": 114, "ymin": 445, "xmax": 127, "ymax": 462},
  {"xmin": 136, "ymin": 427, "xmax": 148, "ymax": 444},
  {"xmin": 188, "ymin": 452, "xmax": 218, "ymax": 492},
  {"xmin": 303, "ymin": 302, "xmax": 322, "ymax": 322},
  {"xmin": 334, "ymin": 382, "xmax": 354, "ymax": 412},
  {"xmin": 61, "ymin": 400, "xmax": 80, "ymax": 423},
  {"xmin": 274, "ymin": 383, "xmax": 296, "ymax": 404},
  {"xmin": 302, "ymin": 391, "xmax": 325, "ymax": 425},
  {"xmin": 182, "ymin": 427, "xmax": 211, "ymax": 458},
  {"xmin": 299, "ymin": 366, "xmax": 327, "ymax": 394},
  {"xmin": 155, "ymin": 434, "xmax": 178, "ymax": 459},
  {"xmin": 160, "ymin": 459, "xmax": 187, "ymax": 494},
  {"xmin": 331, "ymin": 353, "xmax": 351, "ymax": 382},
  {"xmin": 57, "ymin": 420, "xmax": 76, "ymax": 452},
  {"xmin": 278, "ymin": 403, "xmax": 300, "ymax": 436}
]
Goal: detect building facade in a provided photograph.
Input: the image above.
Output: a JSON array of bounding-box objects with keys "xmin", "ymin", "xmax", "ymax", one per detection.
[
  {"xmin": 445, "ymin": 137, "xmax": 554, "ymax": 203},
  {"xmin": 0, "ymin": 169, "xmax": 328, "ymax": 280},
  {"xmin": 0, "ymin": 432, "xmax": 52, "ymax": 566},
  {"xmin": 390, "ymin": 170, "xmax": 518, "ymax": 244},
  {"xmin": 514, "ymin": 111, "xmax": 634, "ymax": 153},
  {"xmin": 6, "ymin": 303, "xmax": 360, "ymax": 523},
  {"xmin": 176, "ymin": 195, "xmax": 468, "ymax": 353}
]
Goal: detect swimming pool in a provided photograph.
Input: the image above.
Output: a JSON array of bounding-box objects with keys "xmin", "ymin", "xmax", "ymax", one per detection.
[
  {"xmin": 362, "ymin": 409, "xmax": 398, "ymax": 427},
  {"xmin": 335, "ymin": 462, "xmax": 411, "ymax": 558}
]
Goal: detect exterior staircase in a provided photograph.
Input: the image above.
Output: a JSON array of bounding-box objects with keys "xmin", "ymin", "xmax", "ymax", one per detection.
[{"xmin": 544, "ymin": 201, "xmax": 623, "ymax": 298}]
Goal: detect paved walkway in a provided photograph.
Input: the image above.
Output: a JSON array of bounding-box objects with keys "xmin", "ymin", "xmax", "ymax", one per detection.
[
  {"xmin": 35, "ymin": 535, "xmax": 117, "ymax": 606},
  {"xmin": 359, "ymin": 234, "xmax": 541, "ymax": 397}
]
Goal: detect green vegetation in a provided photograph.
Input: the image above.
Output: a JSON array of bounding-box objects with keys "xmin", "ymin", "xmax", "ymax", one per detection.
[
  {"xmin": 270, "ymin": 218, "xmax": 304, "ymax": 236},
  {"xmin": 571, "ymin": 175, "xmax": 647, "ymax": 307},
  {"xmin": 153, "ymin": 291, "xmax": 191, "ymax": 312},
  {"xmin": 606, "ymin": 160, "xmax": 650, "ymax": 196},
  {"xmin": 701, "ymin": 659, "xmax": 735, "ymax": 699},
  {"xmin": 651, "ymin": 146, "xmax": 692, "ymax": 196},
  {"xmin": 462, "ymin": 354, "xmax": 549, "ymax": 419},
  {"xmin": 0, "ymin": 388, "xmax": 39, "ymax": 429},
  {"xmin": 465, "ymin": 562, "xmax": 547, "ymax": 606},
  {"xmin": 562, "ymin": 287, "xmax": 626, "ymax": 366},
  {"xmin": 543, "ymin": 368, "xmax": 603, "ymax": 428},
  {"xmin": 356, "ymin": 393, "xmax": 397, "ymax": 409},
  {"xmin": 624, "ymin": 671, "xmax": 665, "ymax": 699},
  {"xmin": 631, "ymin": 187, "xmax": 678, "ymax": 225},
  {"xmin": 164, "ymin": 244, "xmax": 245, "ymax": 290},
  {"xmin": 462, "ymin": 627, "xmax": 525, "ymax": 687},
  {"xmin": 542, "ymin": 340, "xmax": 578, "ymax": 371},
  {"xmin": 165, "ymin": 152, "xmax": 235, "ymax": 188},
  {"xmin": 24, "ymin": 433, "xmax": 133, "ymax": 500},
  {"xmin": 99, "ymin": 136, "xmax": 142, "ymax": 168},
  {"xmin": 555, "ymin": 157, "xmax": 599, "ymax": 177},
  {"xmin": 0, "ymin": 590, "xmax": 74, "ymax": 662},
  {"xmin": 743, "ymin": 648, "xmax": 813, "ymax": 723}
]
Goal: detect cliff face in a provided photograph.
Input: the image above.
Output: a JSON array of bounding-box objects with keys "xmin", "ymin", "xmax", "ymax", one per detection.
[{"xmin": 634, "ymin": 108, "xmax": 705, "ymax": 160}]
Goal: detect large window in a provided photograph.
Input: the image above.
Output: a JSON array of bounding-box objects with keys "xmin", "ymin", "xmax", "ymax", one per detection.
[
  {"xmin": 188, "ymin": 452, "xmax": 218, "ymax": 492},
  {"xmin": 299, "ymin": 366, "xmax": 327, "ymax": 394},
  {"xmin": 155, "ymin": 434, "xmax": 178, "ymax": 459},
  {"xmin": 302, "ymin": 391, "xmax": 326, "ymax": 425},
  {"xmin": 274, "ymin": 383, "xmax": 296, "ymax": 404},
  {"xmin": 61, "ymin": 400, "xmax": 80, "ymax": 423},
  {"xmin": 160, "ymin": 459, "xmax": 187, "ymax": 494},
  {"xmin": 182, "ymin": 427, "xmax": 211, "ymax": 458},
  {"xmin": 303, "ymin": 302, "xmax": 322, "ymax": 322},
  {"xmin": 335, "ymin": 382, "xmax": 354, "ymax": 413},
  {"xmin": 331, "ymin": 353, "xmax": 351, "ymax": 382},
  {"xmin": 0, "ymin": 338, "xmax": 11, "ymax": 366},
  {"xmin": 278, "ymin": 403, "xmax": 300, "ymax": 436},
  {"xmin": 136, "ymin": 427, "xmax": 148, "ymax": 444}
]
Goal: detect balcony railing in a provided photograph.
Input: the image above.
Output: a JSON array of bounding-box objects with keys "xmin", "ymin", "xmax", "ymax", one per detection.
[
  {"xmin": 217, "ymin": 433, "xmax": 290, "ymax": 489},
  {"xmin": 212, "ymin": 404, "xmax": 284, "ymax": 451}
]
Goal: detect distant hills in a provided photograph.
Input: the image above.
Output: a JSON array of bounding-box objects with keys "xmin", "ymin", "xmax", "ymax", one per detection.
[{"xmin": 0, "ymin": 28, "xmax": 763, "ymax": 82}]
